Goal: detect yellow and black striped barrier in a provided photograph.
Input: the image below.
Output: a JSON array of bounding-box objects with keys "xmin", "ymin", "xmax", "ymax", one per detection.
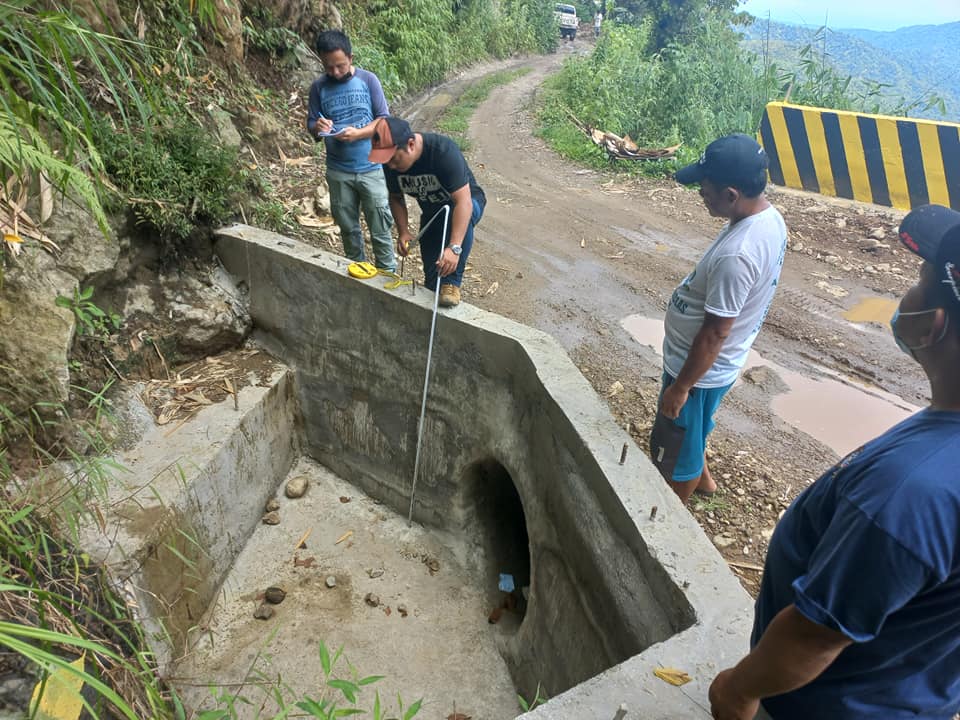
[{"xmin": 759, "ymin": 102, "xmax": 960, "ymax": 211}]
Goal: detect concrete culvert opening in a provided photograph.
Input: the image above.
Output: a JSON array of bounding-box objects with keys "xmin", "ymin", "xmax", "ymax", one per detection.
[{"xmin": 464, "ymin": 458, "xmax": 531, "ymax": 629}]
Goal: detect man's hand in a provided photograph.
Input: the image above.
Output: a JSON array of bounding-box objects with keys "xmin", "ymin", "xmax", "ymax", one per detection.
[
  {"xmin": 436, "ymin": 247, "xmax": 459, "ymax": 277},
  {"xmin": 709, "ymin": 669, "xmax": 760, "ymax": 720},
  {"xmin": 659, "ymin": 382, "xmax": 689, "ymax": 419},
  {"xmin": 397, "ymin": 230, "xmax": 413, "ymax": 257},
  {"xmin": 313, "ymin": 117, "xmax": 334, "ymax": 136},
  {"xmin": 336, "ymin": 126, "xmax": 361, "ymax": 142}
]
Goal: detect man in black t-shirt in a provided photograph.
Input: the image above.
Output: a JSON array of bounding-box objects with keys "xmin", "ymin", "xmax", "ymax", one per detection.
[{"xmin": 369, "ymin": 117, "xmax": 486, "ymax": 307}]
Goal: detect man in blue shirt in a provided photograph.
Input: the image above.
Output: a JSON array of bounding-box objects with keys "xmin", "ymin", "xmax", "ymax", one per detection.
[
  {"xmin": 307, "ymin": 30, "xmax": 395, "ymax": 272},
  {"xmin": 709, "ymin": 203, "xmax": 960, "ymax": 719}
]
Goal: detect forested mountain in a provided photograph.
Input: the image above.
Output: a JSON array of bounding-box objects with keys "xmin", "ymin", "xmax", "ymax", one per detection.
[{"xmin": 739, "ymin": 18, "xmax": 960, "ymax": 121}]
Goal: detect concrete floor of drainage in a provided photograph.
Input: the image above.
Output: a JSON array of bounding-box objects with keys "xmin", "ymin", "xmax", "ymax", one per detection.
[{"xmin": 174, "ymin": 457, "xmax": 521, "ymax": 719}]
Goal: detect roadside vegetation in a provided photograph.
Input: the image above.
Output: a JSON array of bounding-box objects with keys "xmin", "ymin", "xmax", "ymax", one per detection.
[{"xmin": 537, "ymin": 0, "xmax": 945, "ymax": 171}]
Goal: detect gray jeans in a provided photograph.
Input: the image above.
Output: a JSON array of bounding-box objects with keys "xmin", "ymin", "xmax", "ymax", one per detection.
[{"xmin": 326, "ymin": 167, "xmax": 395, "ymax": 271}]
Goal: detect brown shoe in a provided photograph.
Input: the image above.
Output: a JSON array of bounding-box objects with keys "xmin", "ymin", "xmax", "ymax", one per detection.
[{"xmin": 438, "ymin": 284, "xmax": 461, "ymax": 307}]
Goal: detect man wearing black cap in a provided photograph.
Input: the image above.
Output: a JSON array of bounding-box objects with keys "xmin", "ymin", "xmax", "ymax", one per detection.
[
  {"xmin": 709, "ymin": 204, "xmax": 960, "ymax": 720},
  {"xmin": 651, "ymin": 134, "xmax": 787, "ymax": 502},
  {"xmin": 369, "ymin": 116, "xmax": 486, "ymax": 307}
]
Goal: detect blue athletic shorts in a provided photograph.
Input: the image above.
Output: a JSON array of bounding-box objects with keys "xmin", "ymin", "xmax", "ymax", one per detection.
[{"xmin": 660, "ymin": 373, "xmax": 733, "ymax": 481}]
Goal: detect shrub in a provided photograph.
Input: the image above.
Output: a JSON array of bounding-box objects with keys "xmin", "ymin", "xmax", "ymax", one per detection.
[{"xmin": 97, "ymin": 120, "xmax": 243, "ymax": 245}]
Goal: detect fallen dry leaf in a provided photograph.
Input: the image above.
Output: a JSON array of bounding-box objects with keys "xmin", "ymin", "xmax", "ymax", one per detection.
[
  {"xmin": 293, "ymin": 555, "xmax": 316, "ymax": 568},
  {"xmin": 485, "ymin": 281, "xmax": 499, "ymax": 296},
  {"xmin": 297, "ymin": 214, "xmax": 334, "ymax": 228},
  {"xmin": 653, "ymin": 667, "xmax": 692, "ymax": 686}
]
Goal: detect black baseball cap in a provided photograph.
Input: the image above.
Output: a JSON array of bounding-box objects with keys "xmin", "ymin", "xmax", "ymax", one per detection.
[
  {"xmin": 675, "ymin": 134, "xmax": 769, "ymax": 189},
  {"xmin": 898, "ymin": 204, "xmax": 960, "ymax": 312},
  {"xmin": 369, "ymin": 117, "xmax": 414, "ymax": 164}
]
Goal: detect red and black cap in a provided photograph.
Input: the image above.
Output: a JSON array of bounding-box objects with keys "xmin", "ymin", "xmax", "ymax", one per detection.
[
  {"xmin": 898, "ymin": 204, "xmax": 960, "ymax": 312},
  {"xmin": 368, "ymin": 117, "xmax": 414, "ymax": 164}
]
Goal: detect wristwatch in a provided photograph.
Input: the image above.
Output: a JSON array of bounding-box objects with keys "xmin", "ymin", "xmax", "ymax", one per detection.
[{"xmin": 449, "ymin": 244, "xmax": 462, "ymax": 256}]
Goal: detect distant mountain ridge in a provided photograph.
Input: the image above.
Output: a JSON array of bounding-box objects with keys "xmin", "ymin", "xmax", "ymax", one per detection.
[{"xmin": 739, "ymin": 18, "xmax": 960, "ymax": 122}]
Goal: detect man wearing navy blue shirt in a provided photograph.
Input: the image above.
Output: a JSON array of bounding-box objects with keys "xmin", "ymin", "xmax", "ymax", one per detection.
[
  {"xmin": 369, "ymin": 116, "xmax": 486, "ymax": 308},
  {"xmin": 709, "ymin": 203, "xmax": 960, "ymax": 719},
  {"xmin": 307, "ymin": 30, "xmax": 395, "ymax": 272}
]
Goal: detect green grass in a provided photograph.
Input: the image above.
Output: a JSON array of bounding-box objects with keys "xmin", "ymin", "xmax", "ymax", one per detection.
[
  {"xmin": 691, "ymin": 492, "xmax": 731, "ymax": 514},
  {"xmin": 435, "ymin": 68, "xmax": 531, "ymax": 150}
]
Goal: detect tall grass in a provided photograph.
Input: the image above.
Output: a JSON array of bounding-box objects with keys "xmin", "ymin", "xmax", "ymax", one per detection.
[
  {"xmin": 343, "ymin": 0, "xmax": 556, "ymax": 98},
  {"xmin": 0, "ymin": 1, "xmax": 158, "ymax": 237},
  {"xmin": 1, "ymin": 384, "xmax": 173, "ymax": 718}
]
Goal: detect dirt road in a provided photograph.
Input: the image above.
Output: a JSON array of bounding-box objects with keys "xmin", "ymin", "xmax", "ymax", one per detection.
[{"xmin": 400, "ymin": 48, "xmax": 930, "ymax": 591}]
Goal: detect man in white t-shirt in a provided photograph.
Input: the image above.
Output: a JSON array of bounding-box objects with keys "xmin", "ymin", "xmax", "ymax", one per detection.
[{"xmin": 650, "ymin": 134, "xmax": 787, "ymax": 503}]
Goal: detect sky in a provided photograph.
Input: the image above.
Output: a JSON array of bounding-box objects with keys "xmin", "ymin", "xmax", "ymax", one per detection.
[{"xmin": 738, "ymin": 0, "xmax": 960, "ymax": 31}]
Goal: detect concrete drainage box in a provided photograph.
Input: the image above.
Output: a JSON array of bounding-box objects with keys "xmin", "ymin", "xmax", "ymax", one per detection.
[{"xmin": 214, "ymin": 225, "xmax": 754, "ymax": 718}]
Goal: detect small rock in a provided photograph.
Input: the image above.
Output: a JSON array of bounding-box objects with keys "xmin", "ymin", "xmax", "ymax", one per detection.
[
  {"xmin": 816, "ymin": 280, "xmax": 849, "ymax": 299},
  {"xmin": 339, "ymin": 496, "xmax": 351, "ymax": 503},
  {"xmin": 792, "ymin": 241, "xmax": 806, "ymax": 252},
  {"xmin": 516, "ymin": 272, "xmax": 524, "ymax": 279},
  {"xmin": 869, "ymin": 227, "xmax": 886, "ymax": 240},
  {"xmin": 864, "ymin": 265, "xmax": 878, "ymax": 275},
  {"xmin": 265, "ymin": 498, "xmax": 280, "ymax": 512},
  {"xmin": 262, "ymin": 511, "xmax": 280, "ymax": 525},
  {"xmin": 367, "ymin": 568, "xmax": 384, "ymax": 579},
  {"xmin": 364, "ymin": 592, "xmax": 380, "ymax": 607},
  {"xmin": 607, "ymin": 380, "xmax": 624, "ymax": 397},
  {"xmin": 859, "ymin": 238, "xmax": 888, "ymax": 252},
  {"xmin": 325, "ymin": 575, "xmax": 337, "ymax": 589},
  {"xmin": 823, "ymin": 254, "xmax": 842, "ymax": 266},
  {"xmin": 836, "ymin": 217, "xmax": 847, "ymax": 229},
  {"xmin": 285, "ymin": 475, "xmax": 309, "ymax": 499},
  {"xmin": 876, "ymin": 263, "xmax": 891, "ymax": 273},
  {"xmin": 314, "ymin": 185, "xmax": 332, "ymax": 215},
  {"xmin": 713, "ymin": 534, "xmax": 735, "ymax": 549},
  {"xmin": 264, "ymin": 586, "xmax": 286, "ymax": 604},
  {"xmin": 398, "ymin": 603, "xmax": 408, "ymax": 618},
  {"xmin": 424, "ymin": 557, "xmax": 440, "ymax": 575},
  {"xmin": 254, "ymin": 603, "xmax": 274, "ymax": 620}
]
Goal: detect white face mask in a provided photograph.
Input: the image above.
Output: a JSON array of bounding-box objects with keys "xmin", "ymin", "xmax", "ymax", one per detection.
[{"xmin": 890, "ymin": 306, "xmax": 949, "ymax": 359}]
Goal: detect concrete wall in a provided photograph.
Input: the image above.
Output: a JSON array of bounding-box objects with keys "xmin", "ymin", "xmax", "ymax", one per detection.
[
  {"xmin": 760, "ymin": 101, "xmax": 960, "ymax": 210},
  {"xmin": 215, "ymin": 225, "xmax": 754, "ymax": 716},
  {"xmin": 79, "ymin": 370, "xmax": 299, "ymax": 668}
]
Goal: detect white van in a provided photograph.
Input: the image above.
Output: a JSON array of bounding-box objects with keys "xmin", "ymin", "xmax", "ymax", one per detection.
[{"xmin": 554, "ymin": 3, "xmax": 578, "ymax": 41}]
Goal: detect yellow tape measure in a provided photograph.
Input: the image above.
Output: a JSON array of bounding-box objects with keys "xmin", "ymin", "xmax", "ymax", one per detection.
[
  {"xmin": 346, "ymin": 262, "xmax": 412, "ymax": 290},
  {"xmin": 346, "ymin": 261, "xmax": 378, "ymax": 279}
]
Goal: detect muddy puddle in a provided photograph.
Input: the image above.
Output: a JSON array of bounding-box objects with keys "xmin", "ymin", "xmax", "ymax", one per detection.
[
  {"xmin": 843, "ymin": 296, "xmax": 900, "ymax": 325},
  {"xmin": 621, "ymin": 315, "xmax": 919, "ymax": 456},
  {"xmin": 174, "ymin": 457, "xmax": 519, "ymax": 719}
]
